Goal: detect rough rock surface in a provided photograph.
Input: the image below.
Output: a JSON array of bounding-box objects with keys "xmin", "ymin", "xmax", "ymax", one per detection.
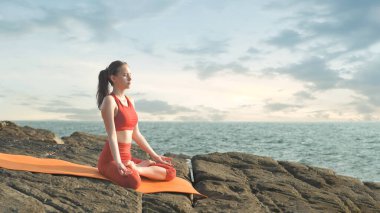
[
  {"xmin": 1, "ymin": 121, "xmax": 379, "ymax": 212},
  {"xmin": 191, "ymin": 152, "xmax": 380, "ymax": 212}
]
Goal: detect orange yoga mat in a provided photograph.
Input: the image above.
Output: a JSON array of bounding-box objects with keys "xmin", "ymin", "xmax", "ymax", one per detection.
[{"xmin": 0, "ymin": 152, "xmax": 207, "ymax": 198}]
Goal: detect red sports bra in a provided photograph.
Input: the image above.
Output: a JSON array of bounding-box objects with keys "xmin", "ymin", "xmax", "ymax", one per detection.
[{"xmin": 110, "ymin": 92, "xmax": 138, "ymax": 131}]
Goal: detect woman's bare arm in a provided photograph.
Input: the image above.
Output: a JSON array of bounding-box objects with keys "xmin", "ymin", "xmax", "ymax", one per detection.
[
  {"xmin": 101, "ymin": 96, "xmax": 123, "ymax": 164},
  {"xmin": 132, "ymin": 123, "xmax": 159, "ymax": 158},
  {"xmin": 129, "ymin": 97, "xmax": 159, "ymax": 158}
]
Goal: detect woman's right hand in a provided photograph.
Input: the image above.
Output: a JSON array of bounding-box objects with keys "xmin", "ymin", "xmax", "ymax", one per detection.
[
  {"xmin": 124, "ymin": 160, "xmax": 138, "ymax": 171},
  {"xmin": 117, "ymin": 162, "xmax": 132, "ymax": 176}
]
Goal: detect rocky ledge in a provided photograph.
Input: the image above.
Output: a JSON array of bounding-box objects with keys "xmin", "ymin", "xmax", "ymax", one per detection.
[{"xmin": 0, "ymin": 120, "xmax": 379, "ymax": 212}]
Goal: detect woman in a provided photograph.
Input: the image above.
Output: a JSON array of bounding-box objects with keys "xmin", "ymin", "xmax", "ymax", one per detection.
[{"xmin": 96, "ymin": 60, "xmax": 176, "ymax": 189}]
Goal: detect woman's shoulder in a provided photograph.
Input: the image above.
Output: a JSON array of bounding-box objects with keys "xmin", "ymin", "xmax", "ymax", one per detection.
[
  {"xmin": 100, "ymin": 94, "xmax": 117, "ymax": 110},
  {"xmin": 105, "ymin": 94, "xmax": 117, "ymax": 102}
]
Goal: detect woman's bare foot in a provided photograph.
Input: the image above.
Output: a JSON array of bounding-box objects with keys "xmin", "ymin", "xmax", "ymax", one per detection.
[{"xmin": 136, "ymin": 159, "xmax": 156, "ymax": 167}]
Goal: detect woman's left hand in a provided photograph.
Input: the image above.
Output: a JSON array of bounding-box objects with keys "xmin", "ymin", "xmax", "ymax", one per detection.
[{"xmin": 150, "ymin": 154, "xmax": 173, "ymax": 166}]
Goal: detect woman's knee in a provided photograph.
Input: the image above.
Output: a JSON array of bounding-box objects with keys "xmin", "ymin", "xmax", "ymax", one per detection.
[
  {"xmin": 152, "ymin": 163, "xmax": 177, "ymax": 181},
  {"xmin": 165, "ymin": 167, "xmax": 176, "ymax": 181},
  {"xmin": 120, "ymin": 170, "xmax": 142, "ymax": 189},
  {"xmin": 99, "ymin": 162, "xmax": 142, "ymax": 189}
]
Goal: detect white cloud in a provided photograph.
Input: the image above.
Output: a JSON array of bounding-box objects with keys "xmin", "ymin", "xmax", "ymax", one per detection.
[{"xmin": 1, "ymin": 0, "xmax": 379, "ymax": 121}]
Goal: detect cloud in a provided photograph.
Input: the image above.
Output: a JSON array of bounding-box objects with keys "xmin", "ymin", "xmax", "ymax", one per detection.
[
  {"xmin": 57, "ymin": 91, "xmax": 93, "ymax": 98},
  {"xmin": 43, "ymin": 99, "xmax": 72, "ymax": 107},
  {"xmin": 238, "ymin": 47, "xmax": 264, "ymax": 61},
  {"xmin": 293, "ymin": 91, "xmax": 316, "ymax": 100},
  {"xmin": 173, "ymin": 38, "xmax": 230, "ymax": 56},
  {"xmin": 266, "ymin": 0, "xmax": 380, "ymax": 53},
  {"xmin": 300, "ymin": 0, "xmax": 380, "ymax": 52},
  {"xmin": 263, "ymin": 1, "xmax": 299, "ymax": 10},
  {"xmin": 198, "ymin": 105, "xmax": 228, "ymax": 119},
  {"xmin": 263, "ymin": 54, "xmax": 380, "ymax": 117},
  {"xmin": 208, "ymin": 113, "xmax": 226, "ymax": 121},
  {"xmin": 264, "ymin": 102, "xmax": 303, "ymax": 112},
  {"xmin": 65, "ymin": 110, "xmax": 100, "ymax": 120},
  {"xmin": 175, "ymin": 115, "xmax": 208, "ymax": 122},
  {"xmin": 180, "ymin": 105, "xmax": 228, "ymax": 121},
  {"xmin": 176, "ymin": 114, "xmax": 226, "ymax": 122},
  {"xmin": 306, "ymin": 110, "xmax": 331, "ymax": 120},
  {"xmin": 265, "ymin": 29, "xmax": 304, "ymax": 48},
  {"xmin": 134, "ymin": 99, "xmax": 228, "ymax": 121},
  {"xmin": 0, "ymin": 0, "xmax": 179, "ymax": 42},
  {"xmin": 0, "ymin": 1, "xmax": 109, "ymax": 42},
  {"xmin": 27, "ymin": 97, "xmax": 99, "ymax": 120},
  {"xmin": 183, "ymin": 60, "xmax": 251, "ymax": 79},
  {"xmin": 345, "ymin": 98, "xmax": 379, "ymax": 120},
  {"xmin": 247, "ymin": 47, "xmax": 260, "ymax": 55},
  {"xmin": 69, "ymin": 92, "xmax": 93, "ymax": 98},
  {"xmin": 265, "ymin": 56, "xmax": 343, "ymax": 90},
  {"xmin": 127, "ymin": 38, "xmax": 165, "ymax": 56},
  {"xmin": 129, "ymin": 92, "xmax": 146, "ymax": 97},
  {"xmin": 37, "ymin": 105, "xmax": 100, "ymax": 120},
  {"xmin": 135, "ymin": 99, "xmax": 196, "ymax": 114},
  {"xmin": 16, "ymin": 94, "xmax": 43, "ymax": 106},
  {"xmin": 262, "ymin": 0, "xmax": 380, "ymax": 119},
  {"xmin": 237, "ymin": 104, "xmax": 255, "ymax": 109},
  {"xmin": 342, "ymin": 58, "xmax": 380, "ymax": 105},
  {"xmin": 350, "ymin": 101, "xmax": 376, "ymax": 114}
]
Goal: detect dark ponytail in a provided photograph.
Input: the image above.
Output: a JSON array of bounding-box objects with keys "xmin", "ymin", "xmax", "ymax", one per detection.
[{"xmin": 96, "ymin": 60, "xmax": 128, "ymax": 110}]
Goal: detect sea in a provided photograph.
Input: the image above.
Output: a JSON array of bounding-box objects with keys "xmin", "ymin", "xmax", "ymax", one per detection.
[{"xmin": 12, "ymin": 120, "xmax": 380, "ymax": 183}]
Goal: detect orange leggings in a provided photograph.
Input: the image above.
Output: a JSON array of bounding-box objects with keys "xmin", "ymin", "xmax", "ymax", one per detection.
[{"xmin": 97, "ymin": 140, "xmax": 176, "ymax": 189}]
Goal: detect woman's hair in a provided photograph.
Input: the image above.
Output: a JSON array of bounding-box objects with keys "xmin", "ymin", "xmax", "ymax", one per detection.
[{"xmin": 96, "ymin": 60, "xmax": 128, "ymax": 110}]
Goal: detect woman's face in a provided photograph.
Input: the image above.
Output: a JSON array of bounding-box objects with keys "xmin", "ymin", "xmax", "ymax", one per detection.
[{"xmin": 111, "ymin": 64, "xmax": 132, "ymax": 89}]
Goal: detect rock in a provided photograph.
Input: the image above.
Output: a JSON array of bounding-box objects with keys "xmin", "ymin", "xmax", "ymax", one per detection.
[
  {"xmin": 191, "ymin": 152, "xmax": 380, "ymax": 212},
  {"xmin": 0, "ymin": 121, "xmax": 379, "ymax": 212},
  {"xmin": 0, "ymin": 182, "xmax": 45, "ymax": 212},
  {"xmin": 0, "ymin": 121, "xmax": 193, "ymax": 212},
  {"xmin": 0, "ymin": 120, "xmax": 63, "ymax": 144}
]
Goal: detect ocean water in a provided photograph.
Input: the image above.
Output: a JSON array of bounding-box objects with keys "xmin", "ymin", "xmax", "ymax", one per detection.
[{"xmin": 12, "ymin": 120, "xmax": 380, "ymax": 183}]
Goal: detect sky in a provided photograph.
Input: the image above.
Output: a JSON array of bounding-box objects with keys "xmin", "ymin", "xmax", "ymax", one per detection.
[{"xmin": 0, "ymin": 0, "xmax": 380, "ymax": 122}]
